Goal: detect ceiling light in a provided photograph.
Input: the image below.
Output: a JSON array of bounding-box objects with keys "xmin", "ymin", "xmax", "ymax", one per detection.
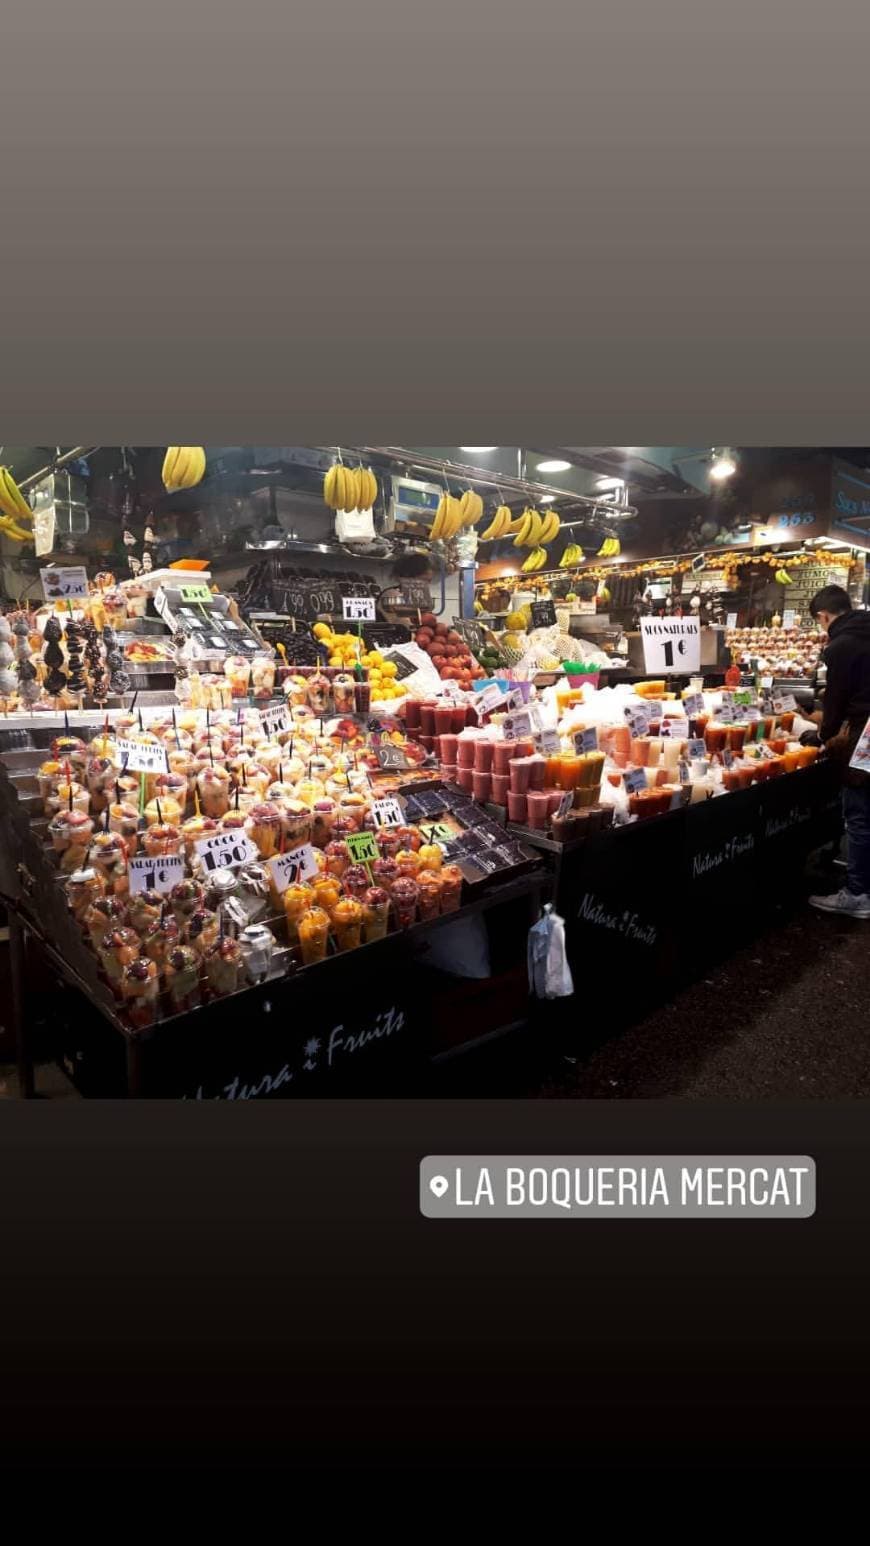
[
  {"xmin": 460, "ymin": 447, "xmax": 497, "ymax": 453},
  {"xmin": 595, "ymin": 476, "xmax": 625, "ymax": 491},
  {"xmin": 539, "ymin": 494, "xmax": 556, "ymax": 504},
  {"xmin": 535, "ymin": 459, "xmax": 571, "ymax": 473},
  {"xmin": 709, "ymin": 448, "xmax": 738, "ymax": 482}
]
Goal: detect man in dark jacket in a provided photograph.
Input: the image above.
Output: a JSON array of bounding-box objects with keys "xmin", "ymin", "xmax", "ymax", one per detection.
[{"xmin": 806, "ymin": 585, "xmax": 870, "ymax": 918}]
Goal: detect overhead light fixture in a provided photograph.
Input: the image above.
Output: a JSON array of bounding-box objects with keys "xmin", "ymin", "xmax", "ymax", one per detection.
[
  {"xmin": 709, "ymin": 448, "xmax": 738, "ymax": 482},
  {"xmin": 535, "ymin": 459, "xmax": 571, "ymax": 473},
  {"xmin": 460, "ymin": 446, "xmax": 497, "ymax": 453},
  {"xmin": 595, "ymin": 476, "xmax": 625, "ymax": 491},
  {"xmin": 539, "ymin": 494, "xmax": 556, "ymax": 504}
]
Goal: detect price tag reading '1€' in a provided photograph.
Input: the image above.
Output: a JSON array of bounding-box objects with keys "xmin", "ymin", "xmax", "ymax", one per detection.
[
  {"xmin": 194, "ymin": 829, "xmax": 260, "ymax": 873},
  {"xmin": 114, "ymin": 738, "xmax": 170, "ymax": 775},
  {"xmin": 267, "ymin": 845, "xmax": 320, "ymax": 894},
  {"xmin": 342, "ymin": 596, "xmax": 376, "ymax": 622},
  {"xmin": 371, "ymin": 796, "xmax": 405, "ymax": 828},
  {"xmin": 128, "ymin": 854, "xmax": 185, "ymax": 896}
]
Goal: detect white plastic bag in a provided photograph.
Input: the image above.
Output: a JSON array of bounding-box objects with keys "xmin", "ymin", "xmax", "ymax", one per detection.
[
  {"xmin": 527, "ymin": 904, "xmax": 574, "ymax": 999},
  {"xmin": 335, "ymin": 507, "xmax": 376, "ymax": 543}
]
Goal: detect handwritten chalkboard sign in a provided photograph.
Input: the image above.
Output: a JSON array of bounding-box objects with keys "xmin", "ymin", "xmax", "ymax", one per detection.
[
  {"xmin": 376, "ymin": 744, "xmax": 411, "ymax": 770},
  {"xmin": 452, "ymin": 619, "xmax": 488, "ymax": 657},
  {"xmin": 530, "ymin": 600, "xmax": 557, "ymax": 629}
]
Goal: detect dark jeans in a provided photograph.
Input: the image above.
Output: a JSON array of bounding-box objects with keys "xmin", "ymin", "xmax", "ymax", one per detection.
[{"xmin": 843, "ymin": 784, "xmax": 870, "ymax": 895}]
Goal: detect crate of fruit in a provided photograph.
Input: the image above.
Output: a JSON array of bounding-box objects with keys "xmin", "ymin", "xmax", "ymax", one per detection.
[{"xmin": 414, "ymin": 614, "xmax": 486, "ymax": 689}]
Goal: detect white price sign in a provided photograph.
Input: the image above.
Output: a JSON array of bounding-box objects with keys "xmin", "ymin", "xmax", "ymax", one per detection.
[
  {"xmin": 639, "ymin": 616, "xmax": 701, "ymax": 675},
  {"xmin": 726, "ymin": 613, "xmax": 738, "ymax": 630},
  {"xmin": 258, "ymin": 702, "xmax": 290, "ymax": 738},
  {"xmin": 782, "ymin": 610, "xmax": 797, "ymax": 629},
  {"xmin": 660, "ymin": 717, "xmax": 689, "ymax": 739},
  {"xmin": 128, "ymin": 854, "xmax": 185, "ymax": 896},
  {"xmin": 267, "ymin": 845, "xmax": 320, "ymax": 893},
  {"xmin": 502, "ymin": 709, "xmax": 534, "ymax": 742},
  {"xmin": 556, "ymin": 791, "xmax": 575, "ymax": 819},
  {"xmin": 623, "ymin": 768, "xmax": 647, "ymax": 794},
  {"xmin": 683, "ymin": 693, "xmax": 704, "ymax": 717},
  {"xmin": 535, "ymin": 728, "xmax": 561, "ymax": 754},
  {"xmin": 474, "ymin": 684, "xmax": 504, "ymax": 714},
  {"xmin": 40, "ymin": 565, "xmax": 89, "ymax": 602},
  {"xmin": 194, "ymin": 829, "xmax": 259, "ymax": 872},
  {"xmin": 625, "ymin": 709, "xmax": 650, "ymax": 737},
  {"xmin": 574, "ymin": 728, "xmax": 598, "ymax": 754},
  {"xmin": 371, "ymin": 796, "xmax": 405, "ymax": 828},
  {"xmin": 114, "ymin": 738, "xmax": 170, "ymax": 775},
  {"xmin": 686, "ymin": 738, "xmax": 707, "ymax": 760},
  {"xmin": 342, "ymin": 596, "xmax": 376, "ymax": 621}
]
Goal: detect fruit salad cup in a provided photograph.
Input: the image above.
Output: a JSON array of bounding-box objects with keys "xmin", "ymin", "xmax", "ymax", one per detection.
[
  {"xmin": 416, "ymin": 870, "xmax": 443, "ymax": 921},
  {"xmin": 142, "ymin": 823, "xmax": 183, "ymax": 859},
  {"xmin": 283, "ymin": 881, "xmax": 314, "ymax": 942},
  {"xmin": 312, "ymin": 875, "xmax": 343, "ymax": 916},
  {"xmin": 65, "ymin": 867, "xmax": 106, "ymax": 923},
  {"xmin": 297, "ymin": 905, "xmax": 331, "ymax": 965},
  {"xmin": 245, "ymin": 802, "xmax": 284, "ymax": 859},
  {"xmin": 282, "ymin": 801, "xmax": 312, "ymax": 849},
  {"xmin": 181, "ymin": 813, "xmax": 219, "ymax": 858},
  {"xmin": 439, "ymin": 864, "xmax": 463, "ymax": 913},
  {"xmin": 390, "ymin": 876, "xmax": 419, "ymax": 930},
  {"xmin": 49, "ymin": 809, "xmax": 94, "ymax": 860},
  {"xmin": 205, "ymin": 936, "xmax": 245, "ymax": 997},
  {"xmin": 87, "ymin": 831, "xmax": 129, "ymax": 886},
  {"xmin": 99, "ymin": 927, "xmax": 141, "ymax": 991},
  {"xmin": 121, "ymin": 957, "xmax": 160, "ymax": 1029},
  {"xmin": 143, "ymin": 795, "xmax": 184, "ymax": 829},
  {"xmin": 331, "ymin": 897, "xmax": 364, "ymax": 952},
  {"xmin": 143, "ymin": 913, "xmax": 181, "ymax": 970},
  {"xmin": 196, "ymin": 765, "xmax": 231, "ymax": 819},
  {"xmin": 170, "ymin": 878, "xmax": 205, "ymax": 928},
  {"xmin": 164, "ymin": 945, "xmax": 202, "ymax": 1014},
  {"xmin": 361, "ymin": 886, "xmax": 391, "ymax": 943},
  {"xmin": 85, "ymin": 894, "xmax": 128, "ymax": 949},
  {"xmin": 341, "ymin": 864, "xmax": 372, "ymax": 901}
]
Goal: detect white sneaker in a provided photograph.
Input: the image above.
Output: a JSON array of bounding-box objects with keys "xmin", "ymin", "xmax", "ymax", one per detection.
[{"xmin": 808, "ymin": 888, "xmax": 870, "ymax": 919}]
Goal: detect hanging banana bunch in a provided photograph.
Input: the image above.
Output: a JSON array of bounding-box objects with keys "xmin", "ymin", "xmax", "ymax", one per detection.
[
  {"xmin": 458, "ymin": 488, "xmax": 484, "ymax": 527},
  {"xmin": 559, "ymin": 544, "xmax": 584, "ymax": 567},
  {"xmin": 430, "ymin": 493, "xmax": 464, "ymax": 542},
  {"xmin": 0, "ymin": 466, "xmax": 35, "ymax": 543},
  {"xmin": 479, "ymin": 504, "xmax": 514, "ymax": 540},
  {"xmin": 597, "ymin": 536, "xmax": 620, "ymax": 557},
  {"xmin": 323, "ymin": 460, "xmax": 378, "ymax": 512},
  {"xmin": 162, "ymin": 447, "xmax": 207, "ymax": 492}
]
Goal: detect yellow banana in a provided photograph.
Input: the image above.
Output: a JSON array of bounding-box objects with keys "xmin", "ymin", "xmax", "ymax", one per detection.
[
  {"xmin": 463, "ymin": 490, "xmax": 484, "ymax": 526},
  {"xmin": 162, "ymin": 447, "xmax": 183, "ymax": 490},
  {"xmin": 431, "ymin": 495, "xmax": 448, "ymax": 541},
  {"xmin": 360, "ymin": 467, "xmax": 378, "ymax": 508},
  {"xmin": 0, "ymin": 467, "xmax": 33, "ymax": 521},
  {"xmin": 459, "ymin": 490, "xmax": 476, "ymax": 526},
  {"xmin": 513, "ymin": 508, "xmax": 534, "ymax": 548},
  {"xmin": 445, "ymin": 496, "xmax": 464, "ymax": 538},
  {"xmin": 539, "ymin": 511, "xmax": 560, "ymax": 545},
  {"xmin": 324, "ymin": 463, "xmax": 344, "ymax": 508},
  {"xmin": 173, "ymin": 447, "xmax": 193, "ymax": 488},
  {"xmin": 185, "ymin": 447, "xmax": 207, "ymax": 488},
  {"xmin": 480, "ymin": 505, "xmax": 510, "ymax": 541},
  {"xmin": 0, "ymin": 513, "xmax": 32, "ymax": 542}
]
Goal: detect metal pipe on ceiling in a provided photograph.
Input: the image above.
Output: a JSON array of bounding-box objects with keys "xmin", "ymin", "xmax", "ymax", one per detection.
[{"xmin": 324, "ymin": 446, "xmax": 638, "ymax": 525}]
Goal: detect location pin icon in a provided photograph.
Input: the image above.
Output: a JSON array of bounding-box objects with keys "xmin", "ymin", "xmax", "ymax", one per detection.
[{"xmin": 429, "ymin": 1175, "xmax": 449, "ymax": 1199}]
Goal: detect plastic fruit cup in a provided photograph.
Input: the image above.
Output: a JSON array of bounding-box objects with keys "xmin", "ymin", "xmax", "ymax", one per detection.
[
  {"xmin": 782, "ymin": 749, "xmax": 802, "ymax": 773},
  {"xmin": 403, "ymin": 699, "xmax": 421, "ymax": 731},
  {"xmin": 362, "ymin": 889, "xmax": 391, "ymax": 942},
  {"xmin": 451, "ymin": 707, "xmax": 468, "ymax": 734},
  {"xmin": 490, "ymin": 773, "xmax": 509, "ymax": 806},
  {"xmin": 575, "ymin": 786, "xmax": 598, "ymax": 808},
  {"xmin": 727, "ymin": 725, "xmax": 747, "ymax": 751},
  {"xmin": 332, "ymin": 897, "xmax": 364, "ymax": 952},
  {"xmin": 736, "ymin": 765, "xmax": 755, "ymax": 789},
  {"xmin": 457, "ymin": 766, "xmax": 475, "ymax": 792},
  {"xmin": 547, "ymin": 788, "xmax": 564, "ymax": 816},
  {"xmin": 456, "ymin": 734, "xmax": 479, "ymax": 768},
  {"xmin": 417, "ymin": 872, "xmax": 443, "ymax": 921},
  {"xmin": 766, "ymin": 756, "xmax": 785, "ymax": 778},
  {"xmin": 391, "ymin": 876, "xmax": 419, "ymax": 929},
  {"xmin": 441, "ymin": 763, "xmax": 458, "ymax": 783},
  {"xmin": 472, "ymin": 771, "xmax": 492, "ymax": 802},
  {"xmin": 438, "ymin": 733, "xmax": 459, "ymax": 763},
  {"xmin": 509, "ymin": 758, "xmax": 532, "ymax": 794},
  {"xmin": 545, "ymin": 755, "xmax": 562, "ymax": 787},
  {"xmin": 769, "ymin": 737, "xmax": 787, "ymax": 755},
  {"xmin": 527, "ymin": 755, "xmax": 547, "ymax": 791},
  {"xmin": 526, "ymin": 790, "xmax": 550, "ymax": 829},
  {"xmin": 419, "ymin": 702, "xmax": 438, "ymax": 737},
  {"xmin": 779, "ymin": 711, "xmax": 795, "ymax": 733},
  {"xmin": 434, "ymin": 705, "xmax": 455, "ymax": 736},
  {"xmin": 492, "ymin": 742, "xmax": 515, "ymax": 777},
  {"xmin": 473, "ymin": 739, "xmax": 494, "ymax": 773},
  {"xmin": 298, "ymin": 907, "xmax": 331, "ymax": 965},
  {"xmin": 439, "ymin": 865, "xmax": 463, "ymax": 913},
  {"xmin": 506, "ymin": 791, "xmax": 527, "ymax": 823}
]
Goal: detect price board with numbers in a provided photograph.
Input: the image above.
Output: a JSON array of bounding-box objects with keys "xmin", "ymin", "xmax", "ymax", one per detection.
[
  {"xmin": 574, "ymin": 728, "xmax": 598, "ymax": 754},
  {"xmin": 114, "ymin": 738, "xmax": 170, "ymax": 775},
  {"xmin": 345, "ymin": 831, "xmax": 379, "ymax": 868},
  {"xmin": 267, "ymin": 845, "xmax": 320, "ymax": 894},
  {"xmin": 342, "ymin": 596, "xmax": 376, "ymax": 621},
  {"xmin": 623, "ymin": 768, "xmax": 648, "ymax": 794},
  {"xmin": 194, "ymin": 829, "xmax": 260, "ymax": 873},
  {"xmin": 179, "ymin": 583, "xmax": 213, "ymax": 604},
  {"xmin": 258, "ymin": 702, "xmax": 290, "ymax": 738},
  {"xmin": 371, "ymin": 796, "xmax": 405, "ymax": 828},
  {"xmin": 40, "ymin": 565, "xmax": 90, "ymax": 602},
  {"xmin": 530, "ymin": 599, "xmax": 557, "ymax": 629},
  {"xmin": 128, "ymin": 854, "xmax": 185, "ymax": 896}
]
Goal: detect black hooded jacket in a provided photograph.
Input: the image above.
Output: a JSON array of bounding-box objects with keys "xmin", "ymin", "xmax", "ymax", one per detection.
[{"xmin": 820, "ymin": 609, "xmax": 870, "ymax": 743}]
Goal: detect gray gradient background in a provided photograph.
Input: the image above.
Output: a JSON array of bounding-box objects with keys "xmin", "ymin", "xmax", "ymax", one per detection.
[{"xmin": 2, "ymin": 0, "xmax": 868, "ymax": 441}]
